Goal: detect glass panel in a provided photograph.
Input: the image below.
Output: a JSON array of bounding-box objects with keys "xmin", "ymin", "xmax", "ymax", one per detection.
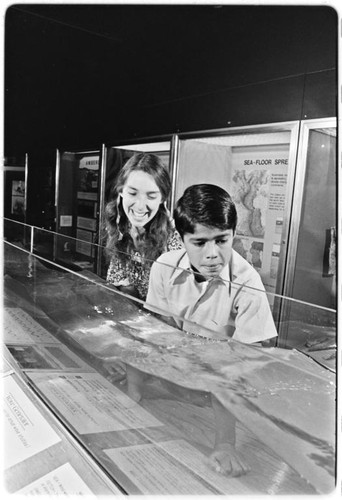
[
  {"xmin": 276, "ymin": 296, "xmax": 336, "ymax": 372},
  {"xmin": 176, "ymin": 129, "xmax": 296, "ymax": 302},
  {"xmin": 56, "ymin": 151, "xmax": 100, "ymax": 272},
  {"xmin": 3, "ymin": 222, "xmax": 336, "ymax": 495},
  {"xmin": 4, "ymin": 217, "xmax": 29, "ymax": 248},
  {"xmin": 291, "ymin": 127, "xmax": 336, "ymax": 309}
]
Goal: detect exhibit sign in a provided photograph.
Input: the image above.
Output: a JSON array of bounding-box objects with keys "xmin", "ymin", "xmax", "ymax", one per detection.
[{"xmin": 3, "ymin": 375, "xmax": 61, "ymax": 469}]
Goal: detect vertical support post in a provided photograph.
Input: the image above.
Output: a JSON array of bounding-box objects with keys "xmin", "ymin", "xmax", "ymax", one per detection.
[
  {"xmin": 169, "ymin": 134, "xmax": 180, "ymax": 214},
  {"xmin": 97, "ymin": 144, "xmax": 107, "ymax": 276},
  {"xmin": 53, "ymin": 149, "xmax": 60, "ymax": 262},
  {"xmin": 30, "ymin": 224, "xmax": 34, "ymax": 253}
]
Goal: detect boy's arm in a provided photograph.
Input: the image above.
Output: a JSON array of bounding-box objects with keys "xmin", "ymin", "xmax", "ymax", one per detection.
[
  {"xmin": 145, "ymin": 259, "xmax": 173, "ymax": 318},
  {"xmin": 233, "ymin": 284, "xmax": 278, "ymax": 344},
  {"xmin": 208, "ymin": 395, "xmax": 250, "ymax": 477}
]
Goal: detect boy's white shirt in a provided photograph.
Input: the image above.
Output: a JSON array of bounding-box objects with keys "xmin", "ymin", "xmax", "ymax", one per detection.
[{"xmin": 145, "ymin": 248, "xmax": 278, "ymax": 343}]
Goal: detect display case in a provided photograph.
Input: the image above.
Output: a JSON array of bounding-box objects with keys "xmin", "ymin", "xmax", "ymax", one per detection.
[
  {"xmin": 55, "ymin": 140, "xmax": 172, "ymax": 279},
  {"xmin": 3, "ymin": 220, "xmax": 336, "ymax": 495},
  {"xmin": 55, "ymin": 148, "xmax": 102, "ymax": 272},
  {"xmin": 53, "ymin": 119, "xmax": 336, "ymax": 334},
  {"xmin": 3, "ymin": 155, "xmax": 27, "ymax": 223}
]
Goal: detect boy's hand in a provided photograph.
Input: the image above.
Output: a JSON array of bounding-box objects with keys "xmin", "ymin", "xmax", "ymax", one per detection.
[{"xmin": 207, "ymin": 443, "xmax": 250, "ymax": 477}]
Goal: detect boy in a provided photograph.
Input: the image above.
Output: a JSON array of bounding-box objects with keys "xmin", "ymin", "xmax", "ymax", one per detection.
[
  {"xmin": 146, "ymin": 183, "xmax": 277, "ymax": 344},
  {"xmin": 143, "ymin": 184, "xmax": 278, "ymax": 476}
]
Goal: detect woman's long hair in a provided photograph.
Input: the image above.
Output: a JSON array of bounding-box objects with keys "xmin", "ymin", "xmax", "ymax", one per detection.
[{"xmin": 104, "ymin": 153, "xmax": 173, "ymax": 265}]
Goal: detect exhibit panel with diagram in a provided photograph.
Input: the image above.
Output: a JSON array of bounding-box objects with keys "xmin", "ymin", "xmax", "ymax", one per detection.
[{"xmin": 3, "ymin": 223, "xmax": 336, "ymax": 495}]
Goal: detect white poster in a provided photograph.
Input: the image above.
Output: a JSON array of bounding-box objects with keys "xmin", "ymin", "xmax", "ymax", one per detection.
[
  {"xmin": 4, "ymin": 376, "xmax": 61, "ymax": 469},
  {"xmin": 16, "ymin": 463, "xmax": 95, "ymax": 496},
  {"xmin": 59, "ymin": 215, "xmax": 72, "ymax": 227},
  {"xmin": 230, "ymin": 146, "xmax": 289, "ymax": 295},
  {"xmin": 28, "ymin": 372, "xmax": 162, "ymax": 434}
]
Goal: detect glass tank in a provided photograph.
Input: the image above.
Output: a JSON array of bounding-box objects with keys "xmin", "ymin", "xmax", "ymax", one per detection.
[{"xmin": 3, "ymin": 219, "xmax": 336, "ymax": 495}]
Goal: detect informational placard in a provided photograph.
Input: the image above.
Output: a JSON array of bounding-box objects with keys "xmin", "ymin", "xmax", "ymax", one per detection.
[
  {"xmin": 4, "ymin": 375, "xmax": 61, "ymax": 469},
  {"xmin": 77, "ymin": 216, "xmax": 97, "ymax": 231},
  {"xmin": 76, "ymin": 228, "xmax": 93, "ymax": 243},
  {"xmin": 79, "ymin": 155, "xmax": 99, "ymax": 171},
  {"xmin": 15, "ymin": 463, "xmax": 95, "ymax": 496},
  {"xmin": 76, "ymin": 229, "xmax": 93, "ymax": 257},
  {"xmin": 60, "ymin": 215, "xmax": 72, "ymax": 227},
  {"xmin": 77, "ymin": 192, "xmax": 98, "ymax": 201},
  {"xmin": 28, "ymin": 372, "xmax": 162, "ymax": 434},
  {"xmin": 230, "ymin": 146, "xmax": 289, "ymax": 296},
  {"xmin": 4, "ymin": 308, "xmax": 60, "ymax": 345},
  {"xmin": 76, "ymin": 241, "xmax": 93, "ymax": 257},
  {"xmin": 6, "ymin": 344, "xmax": 94, "ymax": 372},
  {"xmin": 104, "ymin": 440, "xmax": 252, "ymax": 494}
]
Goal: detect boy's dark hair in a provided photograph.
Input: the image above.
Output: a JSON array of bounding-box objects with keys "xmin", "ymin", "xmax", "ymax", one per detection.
[{"xmin": 174, "ymin": 184, "xmax": 237, "ymax": 238}]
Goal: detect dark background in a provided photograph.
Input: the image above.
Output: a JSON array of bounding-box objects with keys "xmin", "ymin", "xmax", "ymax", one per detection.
[{"xmin": 4, "ymin": 3, "xmax": 338, "ymax": 160}]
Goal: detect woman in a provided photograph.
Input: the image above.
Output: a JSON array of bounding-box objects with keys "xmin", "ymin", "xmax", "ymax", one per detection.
[{"xmin": 105, "ymin": 152, "xmax": 182, "ymax": 300}]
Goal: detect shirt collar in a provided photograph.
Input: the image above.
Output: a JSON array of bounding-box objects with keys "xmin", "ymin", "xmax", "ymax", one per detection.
[{"xmin": 171, "ymin": 250, "xmax": 232, "ymax": 289}]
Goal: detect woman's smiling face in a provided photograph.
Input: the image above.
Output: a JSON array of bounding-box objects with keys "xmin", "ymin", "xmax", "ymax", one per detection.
[{"xmin": 121, "ymin": 170, "xmax": 162, "ymax": 228}]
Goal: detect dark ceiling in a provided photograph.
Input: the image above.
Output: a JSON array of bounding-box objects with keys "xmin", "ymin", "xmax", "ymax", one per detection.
[{"xmin": 4, "ymin": 3, "xmax": 338, "ymax": 157}]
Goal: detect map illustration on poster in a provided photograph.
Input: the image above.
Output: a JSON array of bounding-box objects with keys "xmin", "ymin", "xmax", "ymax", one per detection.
[
  {"xmin": 232, "ymin": 169, "xmax": 269, "ymax": 238},
  {"xmin": 230, "ymin": 147, "xmax": 289, "ymax": 298}
]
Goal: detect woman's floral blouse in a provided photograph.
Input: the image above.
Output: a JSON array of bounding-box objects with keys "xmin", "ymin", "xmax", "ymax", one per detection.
[{"xmin": 106, "ymin": 229, "xmax": 183, "ymax": 300}]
